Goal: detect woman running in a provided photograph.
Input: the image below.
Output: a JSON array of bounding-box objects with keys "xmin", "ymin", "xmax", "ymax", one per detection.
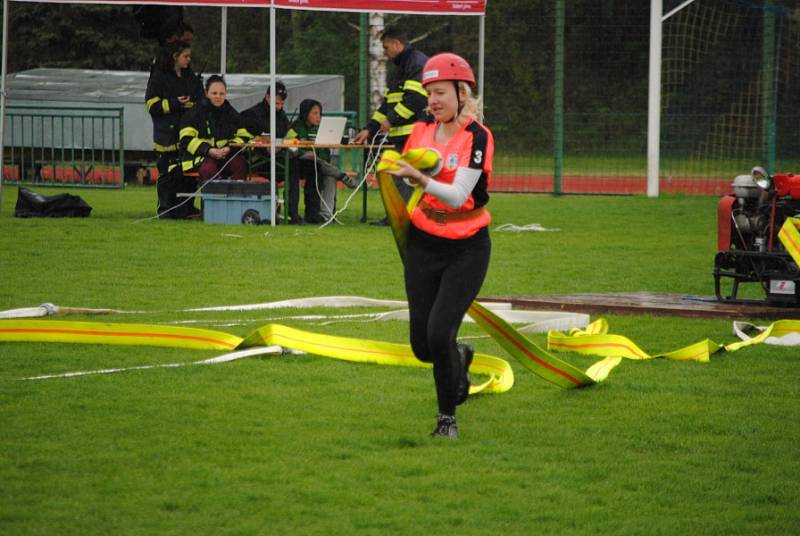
[{"xmin": 385, "ymin": 53, "xmax": 494, "ymax": 439}]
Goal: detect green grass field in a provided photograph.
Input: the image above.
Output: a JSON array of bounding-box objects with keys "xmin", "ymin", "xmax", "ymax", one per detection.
[{"xmin": 0, "ymin": 185, "xmax": 798, "ymax": 535}]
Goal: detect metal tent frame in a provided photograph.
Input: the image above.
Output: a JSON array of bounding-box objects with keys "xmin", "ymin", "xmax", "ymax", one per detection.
[{"xmin": 0, "ymin": 0, "xmax": 487, "ymax": 225}]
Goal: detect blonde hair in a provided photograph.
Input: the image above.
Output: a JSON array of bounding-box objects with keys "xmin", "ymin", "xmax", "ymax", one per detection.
[{"xmin": 457, "ymin": 81, "xmax": 482, "ymax": 122}]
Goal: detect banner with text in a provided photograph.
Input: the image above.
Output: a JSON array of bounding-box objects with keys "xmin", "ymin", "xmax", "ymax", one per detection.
[{"xmin": 274, "ymin": 0, "xmax": 486, "ymax": 14}]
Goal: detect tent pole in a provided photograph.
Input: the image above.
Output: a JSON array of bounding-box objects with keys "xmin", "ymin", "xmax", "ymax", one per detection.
[
  {"xmin": 359, "ymin": 13, "xmax": 367, "ymax": 131},
  {"xmin": 647, "ymin": 0, "xmax": 662, "ymax": 197},
  {"xmin": 269, "ymin": 4, "xmax": 276, "ymax": 226},
  {"xmin": 359, "ymin": 12, "xmax": 368, "ymax": 223},
  {"xmin": 0, "ymin": 0, "xmax": 9, "ymax": 209},
  {"xmin": 478, "ymin": 14, "xmax": 484, "ymax": 121},
  {"xmin": 221, "ymin": 7, "xmax": 228, "ymax": 74}
]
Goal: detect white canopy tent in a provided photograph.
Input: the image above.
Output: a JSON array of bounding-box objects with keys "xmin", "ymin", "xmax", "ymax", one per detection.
[{"xmin": 0, "ymin": 0, "xmax": 488, "ymax": 223}]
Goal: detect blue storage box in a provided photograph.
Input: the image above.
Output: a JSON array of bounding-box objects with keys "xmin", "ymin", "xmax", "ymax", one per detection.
[{"xmin": 202, "ymin": 193, "xmax": 275, "ymax": 225}]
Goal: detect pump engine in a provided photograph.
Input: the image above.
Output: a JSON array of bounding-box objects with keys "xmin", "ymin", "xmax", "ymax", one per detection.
[{"xmin": 714, "ymin": 166, "xmax": 800, "ymax": 305}]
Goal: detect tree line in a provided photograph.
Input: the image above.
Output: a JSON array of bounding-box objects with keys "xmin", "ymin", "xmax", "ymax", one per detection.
[{"xmin": 2, "ymin": 1, "xmax": 797, "ymax": 156}]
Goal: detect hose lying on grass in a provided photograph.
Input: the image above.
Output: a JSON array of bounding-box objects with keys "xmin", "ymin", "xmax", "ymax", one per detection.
[{"xmin": 3, "ymin": 149, "xmax": 800, "ymax": 387}]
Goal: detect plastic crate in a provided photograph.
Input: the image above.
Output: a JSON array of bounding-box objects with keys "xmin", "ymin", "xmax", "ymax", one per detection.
[{"xmin": 202, "ymin": 193, "xmax": 275, "ymax": 225}]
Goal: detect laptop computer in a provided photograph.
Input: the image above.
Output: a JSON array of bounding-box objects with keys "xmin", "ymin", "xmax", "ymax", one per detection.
[{"xmin": 314, "ymin": 116, "xmax": 348, "ymax": 145}]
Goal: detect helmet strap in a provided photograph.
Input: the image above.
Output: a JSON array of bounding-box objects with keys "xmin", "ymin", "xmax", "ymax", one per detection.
[{"xmin": 444, "ymin": 81, "xmax": 462, "ymax": 124}]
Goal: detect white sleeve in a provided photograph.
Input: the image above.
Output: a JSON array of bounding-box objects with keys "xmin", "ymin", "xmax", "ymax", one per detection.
[{"xmin": 422, "ymin": 167, "xmax": 482, "ymax": 208}]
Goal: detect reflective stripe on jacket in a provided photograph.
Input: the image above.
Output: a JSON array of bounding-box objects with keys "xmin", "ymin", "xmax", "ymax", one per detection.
[
  {"xmin": 144, "ymin": 67, "xmax": 203, "ymax": 153},
  {"xmin": 176, "ymin": 98, "xmax": 250, "ymax": 173},
  {"xmin": 366, "ymin": 46, "xmax": 429, "ymax": 141}
]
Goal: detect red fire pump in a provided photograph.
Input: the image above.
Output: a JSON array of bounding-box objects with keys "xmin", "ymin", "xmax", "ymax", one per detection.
[{"xmin": 714, "ymin": 166, "xmax": 800, "ymax": 305}]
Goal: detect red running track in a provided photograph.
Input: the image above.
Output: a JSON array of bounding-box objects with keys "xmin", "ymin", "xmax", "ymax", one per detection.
[{"xmin": 490, "ymin": 175, "xmax": 733, "ymax": 195}]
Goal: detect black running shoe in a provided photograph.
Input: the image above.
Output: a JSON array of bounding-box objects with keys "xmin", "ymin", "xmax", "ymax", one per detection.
[
  {"xmin": 456, "ymin": 343, "xmax": 474, "ymax": 406},
  {"xmin": 431, "ymin": 414, "xmax": 458, "ymax": 439}
]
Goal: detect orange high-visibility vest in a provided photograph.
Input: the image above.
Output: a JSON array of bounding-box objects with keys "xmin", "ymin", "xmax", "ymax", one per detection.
[{"xmin": 406, "ymin": 118, "xmax": 494, "ymax": 239}]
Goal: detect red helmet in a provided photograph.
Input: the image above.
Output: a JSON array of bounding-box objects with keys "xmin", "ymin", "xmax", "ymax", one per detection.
[{"xmin": 421, "ymin": 53, "xmax": 476, "ymax": 88}]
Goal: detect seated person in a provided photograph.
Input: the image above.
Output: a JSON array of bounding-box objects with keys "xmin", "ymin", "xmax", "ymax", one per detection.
[
  {"xmin": 241, "ymin": 80, "xmax": 289, "ymax": 139},
  {"xmin": 285, "ymin": 99, "xmax": 353, "ymax": 224},
  {"xmin": 177, "ymin": 75, "xmax": 250, "ymax": 184},
  {"xmin": 241, "ymin": 81, "xmax": 303, "ymax": 222}
]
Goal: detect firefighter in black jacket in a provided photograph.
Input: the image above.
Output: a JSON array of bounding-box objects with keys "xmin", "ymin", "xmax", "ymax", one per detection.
[
  {"xmin": 353, "ymin": 26, "xmax": 429, "ymax": 218},
  {"xmin": 241, "ymin": 81, "xmax": 290, "ymax": 139},
  {"xmin": 177, "ymin": 75, "xmax": 250, "ymax": 184},
  {"xmin": 240, "ymin": 82, "xmax": 290, "ymax": 183},
  {"xmin": 354, "ymin": 27, "xmax": 429, "ymax": 150},
  {"xmin": 145, "ymin": 40, "xmax": 203, "ymax": 218}
]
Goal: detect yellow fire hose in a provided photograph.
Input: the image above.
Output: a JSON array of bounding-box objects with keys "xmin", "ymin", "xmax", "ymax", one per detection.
[{"xmin": 2, "ymin": 149, "xmax": 799, "ymax": 390}]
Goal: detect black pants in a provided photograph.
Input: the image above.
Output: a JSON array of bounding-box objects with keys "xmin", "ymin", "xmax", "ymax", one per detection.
[
  {"xmin": 156, "ymin": 169, "xmax": 198, "ymax": 219},
  {"xmin": 155, "ymin": 151, "xmax": 194, "ymax": 219},
  {"xmin": 404, "ymin": 225, "xmax": 491, "ymax": 416},
  {"xmin": 251, "ymin": 151, "xmax": 297, "ymax": 219},
  {"xmin": 294, "ymin": 158, "xmax": 324, "ymax": 222}
]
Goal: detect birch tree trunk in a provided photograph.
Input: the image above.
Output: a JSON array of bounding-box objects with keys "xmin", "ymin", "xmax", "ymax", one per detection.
[{"xmin": 368, "ymin": 12, "xmax": 386, "ymax": 114}]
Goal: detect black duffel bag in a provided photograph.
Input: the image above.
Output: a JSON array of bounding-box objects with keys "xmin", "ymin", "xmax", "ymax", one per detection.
[{"xmin": 15, "ymin": 188, "xmax": 92, "ymax": 218}]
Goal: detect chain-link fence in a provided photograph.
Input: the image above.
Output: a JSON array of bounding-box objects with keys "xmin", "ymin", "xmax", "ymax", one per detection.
[{"xmin": 4, "ymin": 1, "xmax": 798, "ymax": 195}]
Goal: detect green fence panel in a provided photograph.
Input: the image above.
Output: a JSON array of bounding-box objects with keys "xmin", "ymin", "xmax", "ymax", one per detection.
[{"xmin": 2, "ymin": 104, "xmax": 125, "ymax": 189}]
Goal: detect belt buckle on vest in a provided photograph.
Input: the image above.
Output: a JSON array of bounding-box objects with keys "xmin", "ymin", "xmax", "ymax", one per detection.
[{"xmin": 430, "ymin": 208, "xmax": 448, "ymax": 225}]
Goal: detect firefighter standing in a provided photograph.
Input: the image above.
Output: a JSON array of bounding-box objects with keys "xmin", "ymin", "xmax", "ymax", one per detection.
[
  {"xmin": 145, "ymin": 40, "xmax": 203, "ymax": 218},
  {"xmin": 385, "ymin": 53, "xmax": 494, "ymax": 439},
  {"xmin": 354, "ymin": 26, "xmax": 429, "ymax": 212}
]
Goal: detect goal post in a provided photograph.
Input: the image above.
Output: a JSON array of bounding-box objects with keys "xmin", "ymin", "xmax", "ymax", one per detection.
[
  {"xmin": 647, "ymin": 0, "xmax": 663, "ymax": 197},
  {"xmin": 650, "ymin": 0, "xmax": 788, "ymax": 197}
]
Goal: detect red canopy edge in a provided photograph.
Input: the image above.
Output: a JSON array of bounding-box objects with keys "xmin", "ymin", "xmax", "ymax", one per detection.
[{"xmin": 9, "ymin": 0, "xmax": 487, "ymax": 15}]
